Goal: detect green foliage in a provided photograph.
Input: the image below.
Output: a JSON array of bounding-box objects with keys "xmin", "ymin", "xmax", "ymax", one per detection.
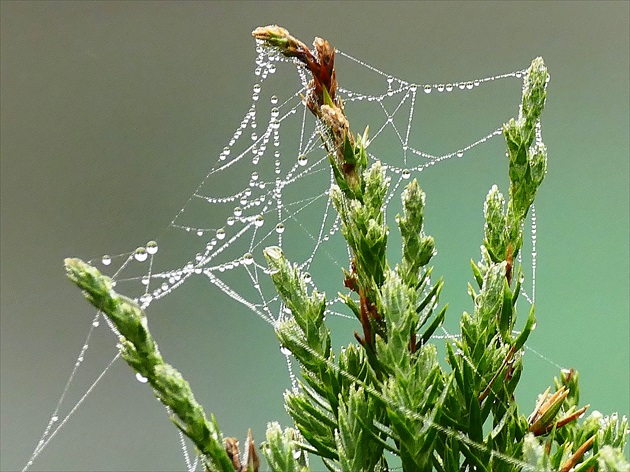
[{"xmin": 64, "ymin": 27, "xmax": 628, "ymax": 472}]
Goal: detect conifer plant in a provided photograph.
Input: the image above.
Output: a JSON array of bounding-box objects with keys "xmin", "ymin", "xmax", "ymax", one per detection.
[{"xmin": 65, "ymin": 26, "xmax": 629, "ymax": 471}]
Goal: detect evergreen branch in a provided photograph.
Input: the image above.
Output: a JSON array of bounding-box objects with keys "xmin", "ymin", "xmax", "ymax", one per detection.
[
  {"xmin": 61, "ymin": 26, "xmax": 629, "ymax": 472},
  {"xmin": 64, "ymin": 258, "xmax": 248, "ymax": 472}
]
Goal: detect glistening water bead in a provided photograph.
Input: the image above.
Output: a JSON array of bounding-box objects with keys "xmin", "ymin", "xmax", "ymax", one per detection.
[
  {"xmin": 134, "ymin": 247, "xmax": 148, "ymax": 262},
  {"xmin": 146, "ymin": 241, "xmax": 158, "ymax": 255}
]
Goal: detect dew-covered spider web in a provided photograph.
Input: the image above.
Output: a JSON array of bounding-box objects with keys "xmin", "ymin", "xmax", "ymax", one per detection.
[{"xmin": 22, "ymin": 41, "xmax": 558, "ymax": 472}]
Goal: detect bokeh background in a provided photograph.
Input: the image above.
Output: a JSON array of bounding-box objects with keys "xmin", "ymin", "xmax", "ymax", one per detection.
[{"xmin": 1, "ymin": 2, "xmax": 628, "ymax": 471}]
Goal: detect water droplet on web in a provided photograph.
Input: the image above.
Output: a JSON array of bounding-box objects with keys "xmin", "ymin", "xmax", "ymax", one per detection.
[
  {"xmin": 458, "ymin": 82, "xmax": 466, "ymax": 90},
  {"xmin": 233, "ymin": 207, "xmax": 243, "ymax": 217},
  {"xmin": 437, "ymin": 84, "xmax": 445, "ymax": 92},
  {"xmin": 466, "ymin": 81, "xmax": 474, "ymax": 90},
  {"xmin": 270, "ymin": 95, "xmax": 278, "ymax": 105},
  {"xmin": 51, "ymin": 415, "xmax": 58, "ymax": 423},
  {"xmin": 303, "ymin": 272, "xmax": 312, "ymax": 283},
  {"xmin": 474, "ymin": 79, "xmax": 480, "ymax": 87},
  {"xmin": 280, "ymin": 346, "xmax": 292, "ymax": 356},
  {"xmin": 227, "ymin": 217, "xmax": 235, "ymax": 226},
  {"xmin": 142, "ymin": 276, "xmax": 150, "ymax": 286},
  {"xmin": 146, "ymin": 241, "xmax": 158, "ymax": 254},
  {"xmin": 271, "ymin": 107, "xmax": 279, "ymax": 118},
  {"xmin": 253, "ymin": 84, "xmax": 261, "ymax": 94},
  {"xmin": 101, "ymin": 255, "xmax": 111, "ymax": 266},
  {"xmin": 275, "ymin": 223, "xmax": 285, "ymax": 233},
  {"xmin": 402, "ymin": 169, "xmax": 411, "ymax": 179},
  {"xmin": 268, "ymin": 63, "xmax": 276, "ymax": 74},
  {"xmin": 92, "ymin": 320, "xmax": 100, "ymax": 327},
  {"xmin": 409, "ymin": 84, "xmax": 417, "ymax": 92},
  {"xmin": 292, "ymin": 449, "xmax": 302, "ymax": 459},
  {"xmin": 196, "ymin": 229, "xmax": 204, "ymax": 236},
  {"xmin": 134, "ymin": 247, "xmax": 148, "ymax": 262},
  {"xmin": 297, "ymin": 154, "xmax": 308, "ymax": 166},
  {"xmin": 445, "ymin": 83, "xmax": 454, "ymax": 92},
  {"xmin": 216, "ymin": 228, "xmax": 226, "ymax": 240},
  {"xmin": 456, "ymin": 150, "xmax": 464, "ymax": 158},
  {"xmin": 251, "ymin": 172, "xmax": 259, "ymax": 181},
  {"xmin": 135, "ymin": 373, "xmax": 148, "ymax": 384},
  {"xmin": 424, "ymin": 84, "xmax": 432, "ymax": 94},
  {"xmin": 251, "ymin": 132, "xmax": 258, "ymax": 141},
  {"xmin": 254, "ymin": 215, "xmax": 264, "ymax": 227}
]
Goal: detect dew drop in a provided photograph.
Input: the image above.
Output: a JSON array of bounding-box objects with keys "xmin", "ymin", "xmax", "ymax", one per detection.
[
  {"xmin": 456, "ymin": 150, "xmax": 464, "ymax": 158},
  {"xmin": 402, "ymin": 169, "xmax": 411, "ymax": 179},
  {"xmin": 92, "ymin": 320, "xmax": 100, "ymax": 327},
  {"xmin": 101, "ymin": 255, "xmax": 111, "ymax": 266},
  {"xmin": 466, "ymin": 81, "xmax": 474, "ymax": 90},
  {"xmin": 254, "ymin": 215, "xmax": 264, "ymax": 227},
  {"xmin": 270, "ymin": 95, "xmax": 278, "ymax": 105},
  {"xmin": 196, "ymin": 229, "xmax": 204, "ymax": 236},
  {"xmin": 134, "ymin": 247, "xmax": 148, "ymax": 262},
  {"xmin": 280, "ymin": 346, "xmax": 292, "ymax": 356},
  {"xmin": 275, "ymin": 223, "xmax": 285, "ymax": 233},
  {"xmin": 227, "ymin": 216, "xmax": 235, "ymax": 226},
  {"xmin": 242, "ymin": 253, "xmax": 254, "ymax": 265},
  {"xmin": 146, "ymin": 241, "xmax": 158, "ymax": 254},
  {"xmin": 234, "ymin": 207, "xmax": 243, "ymax": 217},
  {"xmin": 424, "ymin": 84, "xmax": 432, "ymax": 94},
  {"xmin": 437, "ymin": 84, "xmax": 445, "ymax": 92},
  {"xmin": 303, "ymin": 272, "xmax": 312, "ymax": 283},
  {"xmin": 409, "ymin": 84, "xmax": 417, "ymax": 92},
  {"xmin": 445, "ymin": 83, "xmax": 453, "ymax": 92},
  {"xmin": 141, "ymin": 276, "xmax": 150, "ymax": 286},
  {"xmin": 297, "ymin": 154, "xmax": 308, "ymax": 166},
  {"xmin": 216, "ymin": 228, "xmax": 226, "ymax": 240},
  {"xmin": 292, "ymin": 449, "xmax": 302, "ymax": 459},
  {"xmin": 135, "ymin": 372, "xmax": 148, "ymax": 384},
  {"xmin": 51, "ymin": 415, "xmax": 58, "ymax": 423},
  {"xmin": 251, "ymin": 171, "xmax": 259, "ymax": 181},
  {"xmin": 253, "ymin": 84, "xmax": 261, "ymax": 93}
]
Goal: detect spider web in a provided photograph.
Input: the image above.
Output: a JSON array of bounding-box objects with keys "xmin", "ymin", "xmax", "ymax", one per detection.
[{"xmin": 22, "ymin": 42, "xmax": 552, "ymax": 472}]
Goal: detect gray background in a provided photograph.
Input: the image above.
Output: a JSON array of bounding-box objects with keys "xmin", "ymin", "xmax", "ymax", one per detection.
[{"xmin": 1, "ymin": 1, "xmax": 628, "ymax": 470}]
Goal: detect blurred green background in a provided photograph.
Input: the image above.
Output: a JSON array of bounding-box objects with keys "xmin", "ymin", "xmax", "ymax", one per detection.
[{"xmin": 1, "ymin": 2, "xmax": 628, "ymax": 470}]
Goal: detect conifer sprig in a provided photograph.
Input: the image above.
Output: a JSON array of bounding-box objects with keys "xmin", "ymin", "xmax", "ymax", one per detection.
[{"xmin": 63, "ymin": 26, "xmax": 629, "ymax": 472}]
